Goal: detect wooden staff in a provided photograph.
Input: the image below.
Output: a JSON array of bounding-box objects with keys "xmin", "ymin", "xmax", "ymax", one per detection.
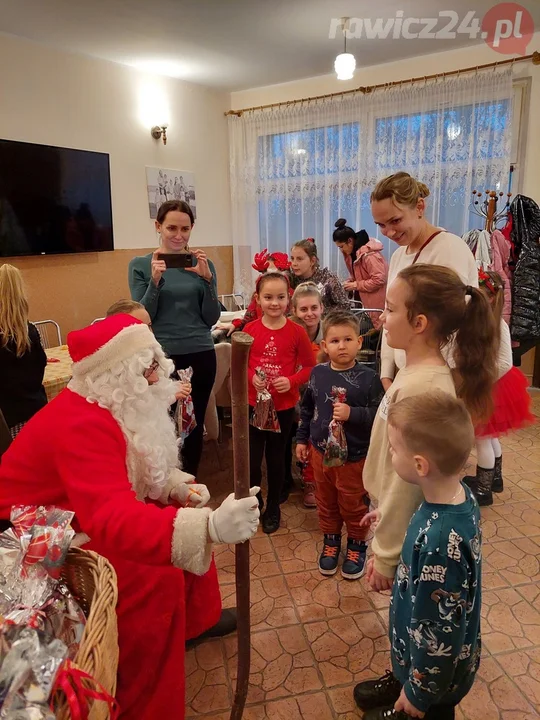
[{"xmin": 230, "ymin": 332, "xmax": 254, "ymax": 720}]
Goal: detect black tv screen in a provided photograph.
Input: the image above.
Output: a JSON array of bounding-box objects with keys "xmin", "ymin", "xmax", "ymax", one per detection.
[{"xmin": 0, "ymin": 139, "xmax": 113, "ymax": 257}]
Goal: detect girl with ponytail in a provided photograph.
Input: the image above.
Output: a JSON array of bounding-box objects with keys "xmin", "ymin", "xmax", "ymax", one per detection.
[
  {"xmin": 463, "ymin": 270, "xmax": 534, "ymax": 506},
  {"xmin": 362, "ymin": 263, "xmax": 497, "ymax": 592}
]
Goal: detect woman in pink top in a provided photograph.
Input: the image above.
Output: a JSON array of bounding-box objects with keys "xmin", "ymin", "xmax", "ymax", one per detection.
[{"xmin": 333, "ymin": 219, "xmax": 388, "ymax": 329}]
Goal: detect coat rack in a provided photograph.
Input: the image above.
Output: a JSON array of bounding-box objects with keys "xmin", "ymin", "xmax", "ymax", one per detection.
[{"xmin": 471, "ymin": 189, "xmax": 512, "ymax": 233}]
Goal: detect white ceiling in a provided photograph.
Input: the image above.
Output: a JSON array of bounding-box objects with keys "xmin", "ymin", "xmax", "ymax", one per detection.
[{"xmin": 1, "ymin": 0, "xmax": 539, "ymax": 91}]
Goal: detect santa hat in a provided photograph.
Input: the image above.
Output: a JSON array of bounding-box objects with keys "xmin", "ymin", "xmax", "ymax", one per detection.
[{"xmin": 68, "ymin": 314, "xmax": 159, "ymax": 380}]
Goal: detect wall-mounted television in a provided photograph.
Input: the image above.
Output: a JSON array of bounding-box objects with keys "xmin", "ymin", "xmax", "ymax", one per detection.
[{"xmin": 0, "ymin": 138, "xmax": 114, "ymax": 257}]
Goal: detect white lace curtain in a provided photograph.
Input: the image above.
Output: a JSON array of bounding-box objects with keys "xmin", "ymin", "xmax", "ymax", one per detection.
[{"xmin": 228, "ymin": 69, "xmax": 513, "ymax": 295}]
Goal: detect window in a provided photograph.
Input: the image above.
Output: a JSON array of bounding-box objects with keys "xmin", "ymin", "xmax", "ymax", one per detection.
[{"xmin": 256, "ymin": 81, "xmax": 522, "ymax": 274}]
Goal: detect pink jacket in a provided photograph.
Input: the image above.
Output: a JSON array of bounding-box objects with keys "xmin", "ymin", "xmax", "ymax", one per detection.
[
  {"xmin": 489, "ymin": 230, "xmax": 512, "ymax": 325},
  {"xmin": 346, "ymin": 238, "xmax": 388, "ymax": 329}
]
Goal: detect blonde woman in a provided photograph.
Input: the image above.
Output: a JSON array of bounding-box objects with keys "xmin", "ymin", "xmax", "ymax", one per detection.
[
  {"xmin": 0, "ymin": 264, "xmax": 47, "ymax": 438},
  {"xmin": 370, "ymin": 172, "xmax": 477, "ymax": 390}
]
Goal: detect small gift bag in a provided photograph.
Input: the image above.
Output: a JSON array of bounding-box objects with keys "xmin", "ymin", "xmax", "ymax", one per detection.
[
  {"xmin": 250, "ymin": 368, "xmax": 280, "ymax": 433},
  {"xmin": 323, "ymin": 387, "xmax": 348, "ymax": 467},
  {"xmin": 175, "ymin": 367, "xmax": 196, "ymax": 444}
]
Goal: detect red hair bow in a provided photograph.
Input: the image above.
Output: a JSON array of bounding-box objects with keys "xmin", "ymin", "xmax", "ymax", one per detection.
[
  {"xmin": 252, "ymin": 249, "xmax": 270, "ymax": 273},
  {"xmin": 478, "ymin": 268, "xmax": 497, "ymax": 295}
]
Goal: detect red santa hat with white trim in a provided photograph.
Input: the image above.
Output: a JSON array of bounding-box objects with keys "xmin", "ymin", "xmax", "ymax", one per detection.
[{"xmin": 68, "ymin": 313, "xmax": 159, "ymax": 381}]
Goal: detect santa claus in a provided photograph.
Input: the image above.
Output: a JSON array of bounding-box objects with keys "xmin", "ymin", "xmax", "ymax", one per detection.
[{"xmin": 0, "ymin": 313, "xmax": 260, "ymax": 719}]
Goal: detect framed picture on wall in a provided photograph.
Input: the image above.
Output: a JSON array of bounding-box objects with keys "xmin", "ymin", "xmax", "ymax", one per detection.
[{"xmin": 145, "ymin": 167, "xmax": 197, "ymax": 220}]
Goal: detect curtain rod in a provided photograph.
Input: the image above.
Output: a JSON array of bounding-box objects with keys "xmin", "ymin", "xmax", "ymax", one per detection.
[{"xmin": 225, "ymin": 50, "xmax": 539, "ymax": 117}]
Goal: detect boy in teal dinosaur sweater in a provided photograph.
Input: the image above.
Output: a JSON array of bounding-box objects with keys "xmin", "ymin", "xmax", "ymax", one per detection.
[{"xmin": 355, "ymin": 390, "xmax": 482, "ymax": 720}]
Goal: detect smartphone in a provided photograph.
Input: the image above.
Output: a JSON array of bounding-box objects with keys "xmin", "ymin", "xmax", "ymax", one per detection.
[{"xmin": 158, "ymin": 253, "xmax": 194, "ymax": 269}]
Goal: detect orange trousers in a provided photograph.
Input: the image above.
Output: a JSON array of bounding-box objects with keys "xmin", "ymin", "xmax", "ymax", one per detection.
[{"xmin": 311, "ymin": 449, "xmax": 369, "ymax": 539}]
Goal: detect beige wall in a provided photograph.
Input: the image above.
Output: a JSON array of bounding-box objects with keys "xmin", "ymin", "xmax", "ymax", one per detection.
[
  {"xmin": 0, "ymin": 33, "xmax": 232, "ymax": 250},
  {"xmin": 8, "ymin": 246, "xmax": 233, "ymax": 340},
  {"xmin": 0, "ymin": 33, "xmax": 234, "ymax": 337}
]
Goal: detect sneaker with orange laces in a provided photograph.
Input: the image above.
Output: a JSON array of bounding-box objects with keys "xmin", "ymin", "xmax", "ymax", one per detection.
[
  {"xmin": 303, "ymin": 482, "xmax": 317, "ymax": 508},
  {"xmin": 341, "ymin": 538, "xmax": 367, "ymax": 580},
  {"xmin": 318, "ymin": 534, "xmax": 341, "ymax": 575}
]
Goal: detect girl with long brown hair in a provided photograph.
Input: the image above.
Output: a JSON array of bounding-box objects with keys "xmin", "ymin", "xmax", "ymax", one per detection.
[
  {"xmin": 464, "ymin": 270, "xmax": 535, "ymax": 506},
  {"xmin": 289, "ymin": 238, "xmax": 349, "ymax": 311},
  {"xmin": 362, "ymin": 263, "xmax": 497, "ymax": 592},
  {"xmin": 0, "ymin": 264, "xmax": 47, "ymax": 437}
]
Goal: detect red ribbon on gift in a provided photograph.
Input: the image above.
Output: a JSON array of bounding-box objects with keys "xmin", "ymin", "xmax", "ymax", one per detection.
[{"xmin": 52, "ymin": 660, "xmax": 119, "ymax": 720}]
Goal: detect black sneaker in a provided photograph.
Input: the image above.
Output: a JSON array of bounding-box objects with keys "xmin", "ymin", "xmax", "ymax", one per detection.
[
  {"xmin": 353, "ymin": 670, "xmax": 401, "ymax": 711},
  {"xmin": 262, "ymin": 507, "xmax": 281, "ymax": 534},
  {"xmin": 341, "ymin": 538, "xmax": 367, "ymax": 580},
  {"xmin": 363, "ymin": 707, "xmax": 409, "ymax": 720},
  {"xmin": 318, "ymin": 534, "xmax": 341, "ymax": 576}
]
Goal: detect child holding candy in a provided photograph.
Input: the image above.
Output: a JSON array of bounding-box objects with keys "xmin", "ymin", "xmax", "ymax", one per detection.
[
  {"xmin": 296, "ymin": 310, "xmax": 384, "ymax": 579},
  {"xmin": 245, "ymin": 272, "xmax": 314, "ymax": 534}
]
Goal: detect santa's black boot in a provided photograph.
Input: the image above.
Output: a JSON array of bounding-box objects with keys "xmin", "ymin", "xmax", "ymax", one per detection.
[
  {"xmin": 492, "ymin": 455, "xmax": 504, "ymax": 493},
  {"xmin": 463, "ymin": 466, "xmax": 494, "ymax": 506},
  {"xmin": 185, "ymin": 608, "xmax": 237, "ymax": 648}
]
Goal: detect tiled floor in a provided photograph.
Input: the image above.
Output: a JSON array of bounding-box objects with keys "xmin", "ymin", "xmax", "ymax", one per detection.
[{"xmin": 188, "ymin": 394, "xmax": 540, "ymax": 719}]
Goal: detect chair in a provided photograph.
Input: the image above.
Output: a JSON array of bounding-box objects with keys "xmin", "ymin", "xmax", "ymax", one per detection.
[
  {"xmin": 33, "ymin": 320, "xmax": 62, "ymax": 349},
  {"xmin": 219, "ymin": 294, "xmax": 246, "ymax": 312},
  {"xmin": 350, "ymin": 307, "xmax": 384, "ymax": 374}
]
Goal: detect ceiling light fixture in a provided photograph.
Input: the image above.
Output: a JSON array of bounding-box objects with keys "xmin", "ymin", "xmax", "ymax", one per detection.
[{"xmin": 334, "ymin": 17, "xmax": 356, "ymax": 81}]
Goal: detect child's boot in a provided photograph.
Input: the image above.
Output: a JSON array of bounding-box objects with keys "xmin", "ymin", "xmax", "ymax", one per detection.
[
  {"xmin": 341, "ymin": 538, "xmax": 367, "ymax": 580},
  {"xmin": 301, "ymin": 460, "xmax": 317, "ymax": 508},
  {"xmin": 463, "ymin": 466, "xmax": 494, "ymax": 506},
  {"xmin": 303, "ymin": 481, "xmax": 317, "ymax": 508},
  {"xmin": 492, "ymin": 455, "xmax": 504, "ymax": 493},
  {"xmin": 318, "ymin": 534, "xmax": 341, "ymax": 575}
]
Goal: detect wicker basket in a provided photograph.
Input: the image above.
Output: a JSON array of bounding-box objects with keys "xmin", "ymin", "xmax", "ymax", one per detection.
[{"xmin": 55, "ymin": 548, "xmax": 119, "ymax": 720}]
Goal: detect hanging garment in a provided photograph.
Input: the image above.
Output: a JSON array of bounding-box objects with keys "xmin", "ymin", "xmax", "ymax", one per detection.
[
  {"xmin": 489, "ymin": 229, "xmax": 513, "ymax": 325},
  {"xmin": 509, "ymin": 195, "xmax": 540, "ymax": 341},
  {"xmin": 462, "ymin": 229, "xmax": 492, "ymax": 269}
]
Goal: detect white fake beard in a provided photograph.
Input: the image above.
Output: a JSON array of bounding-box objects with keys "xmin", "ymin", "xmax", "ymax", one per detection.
[{"xmin": 81, "ymin": 346, "xmax": 180, "ymax": 500}]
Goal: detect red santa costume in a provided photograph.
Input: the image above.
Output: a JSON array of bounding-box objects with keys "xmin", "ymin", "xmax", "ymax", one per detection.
[{"xmin": 0, "ymin": 314, "xmax": 259, "ymax": 719}]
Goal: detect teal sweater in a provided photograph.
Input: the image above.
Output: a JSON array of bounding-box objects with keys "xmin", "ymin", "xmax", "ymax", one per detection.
[
  {"xmin": 390, "ymin": 484, "xmax": 482, "ymax": 712},
  {"xmin": 128, "ymin": 253, "xmax": 220, "ymax": 356}
]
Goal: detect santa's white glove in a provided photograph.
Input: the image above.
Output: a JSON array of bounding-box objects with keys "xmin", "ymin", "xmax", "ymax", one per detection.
[
  {"xmin": 208, "ymin": 487, "xmax": 260, "ymax": 544},
  {"xmin": 171, "ymin": 482, "xmax": 210, "ymax": 508}
]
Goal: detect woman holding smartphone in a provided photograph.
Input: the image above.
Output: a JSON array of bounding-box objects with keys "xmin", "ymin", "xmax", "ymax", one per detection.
[{"xmin": 129, "ymin": 200, "xmax": 220, "ymax": 475}]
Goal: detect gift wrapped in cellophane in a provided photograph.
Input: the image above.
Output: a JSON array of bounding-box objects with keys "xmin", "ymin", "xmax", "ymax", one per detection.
[
  {"xmin": 323, "ymin": 387, "xmax": 348, "ymax": 468},
  {"xmin": 0, "ymin": 506, "xmax": 87, "ymax": 718},
  {"xmin": 175, "ymin": 367, "xmax": 196, "ymax": 444},
  {"xmin": 250, "ymin": 368, "xmax": 280, "ymax": 433}
]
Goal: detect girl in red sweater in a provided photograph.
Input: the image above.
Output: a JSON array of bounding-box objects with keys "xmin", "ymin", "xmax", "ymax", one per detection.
[{"xmin": 245, "ymin": 273, "xmax": 315, "ymax": 533}]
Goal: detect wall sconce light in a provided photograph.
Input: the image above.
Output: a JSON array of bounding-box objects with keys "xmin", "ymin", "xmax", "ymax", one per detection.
[{"xmin": 151, "ymin": 125, "xmax": 168, "ymax": 145}]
